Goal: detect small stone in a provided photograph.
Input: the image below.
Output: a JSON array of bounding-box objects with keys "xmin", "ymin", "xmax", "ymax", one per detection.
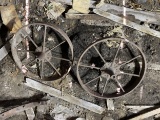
[
  {"xmin": 38, "ymin": 1, "xmax": 45, "ymax": 7},
  {"xmin": 102, "ymin": 116, "xmax": 114, "ymax": 120}
]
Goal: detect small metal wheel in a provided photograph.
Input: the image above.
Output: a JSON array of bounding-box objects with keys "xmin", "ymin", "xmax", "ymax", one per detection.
[
  {"xmin": 11, "ymin": 23, "xmax": 73, "ymax": 81},
  {"xmin": 76, "ymin": 38, "xmax": 146, "ymax": 99}
]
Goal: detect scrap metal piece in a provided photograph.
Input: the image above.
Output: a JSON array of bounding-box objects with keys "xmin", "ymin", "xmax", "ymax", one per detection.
[
  {"xmin": 93, "ymin": 9, "xmax": 160, "ymax": 38},
  {"xmin": 129, "ymin": 107, "xmax": 160, "ymax": 120},
  {"xmin": 24, "ymin": 78, "xmax": 105, "ymax": 114},
  {"xmin": 0, "ymin": 102, "xmax": 45, "ymax": 120},
  {"xmin": 76, "ymin": 38, "xmax": 146, "ymax": 99}
]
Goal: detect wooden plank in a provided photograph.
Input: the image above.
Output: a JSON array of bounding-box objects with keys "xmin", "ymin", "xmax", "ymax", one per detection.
[
  {"xmin": 0, "ymin": 41, "xmax": 11, "ymax": 61},
  {"xmin": 65, "ymin": 13, "xmax": 108, "ymax": 20},
  {"xmin": 24, "ymin": 78, "xmax": 105, "ymax": 114},
  {"xmin": 93, "ymin": 9, "xmax": 160, "ymax": 38},
  {"xmin": 129, "ymin": 107, "xmax": 160, "ymax": 120},
  {"xmin": 0, "ymin": 102, "xmax": 44, "ymax": 120},
  {"xmin": 98, "ymin": 4, "xmax": 160, "ymax": 25}
]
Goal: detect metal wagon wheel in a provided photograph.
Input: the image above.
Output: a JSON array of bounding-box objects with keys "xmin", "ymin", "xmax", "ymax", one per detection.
[
  {"xmin": 11, "ymin": 23, "xmax": 73, "ymax": 81},
  {"xmin": 76, "ymin": 38, "xmax": 146, "ymax": 99}
]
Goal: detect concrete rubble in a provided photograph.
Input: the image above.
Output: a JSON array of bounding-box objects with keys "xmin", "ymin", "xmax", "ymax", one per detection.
[{"xmin": 46, "ymin": 1, "xmax": 65, "ymax": 20}]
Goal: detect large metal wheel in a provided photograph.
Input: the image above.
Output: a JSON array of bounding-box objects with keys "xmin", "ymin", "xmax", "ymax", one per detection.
[
  {"xmin": 76, "ymin": 38, "xmax": 146, "ymax": 99},
  {"xmin": 11, "ymin": 23, "xmax": 73, "ymax": 81}
]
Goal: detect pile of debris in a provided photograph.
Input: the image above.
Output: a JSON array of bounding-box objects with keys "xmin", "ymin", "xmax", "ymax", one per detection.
[{"xmin": 0, "ymin": 0, "xmax": 160, "ymax": 120}]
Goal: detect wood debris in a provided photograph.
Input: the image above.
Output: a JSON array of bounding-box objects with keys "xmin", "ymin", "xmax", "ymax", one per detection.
[
  {"xmin": 126, "ymin": 105, "xmax": 155, "ymax": 113},
  {"xmin": 129, "ymin": 107, "xmax": 160, "ymax": 120},
  {"xmin": 24, "ymin": 78, "xmax": 106, "ymax": 114},
  {"xmin": 0, "ymin": 101, "xmax": 46, "ymax": 120},
  {"xmin": 93, "ymin": 9, "xmax": 160, "ymax": 38},
  {"xmin": 0, "ymin": 41, "xmax": 11, "ymax": 61},
  {"xmin": 1, "ymin": 4, "xmax": 22, "ymax": 33},
  {"xmin": 46, "ymin": 2, "xmax": 65, "ymax": 20},
  {"xmin": 52, "ymin": 0, "xmax": 96, "ymax": 8},
  {"xmin": 97, "ymin": 3, "xmax": 160, "ymax": 25},
  {"xmin": 72, "ymin": 0, "xmax": 90, "ymax": 13}
]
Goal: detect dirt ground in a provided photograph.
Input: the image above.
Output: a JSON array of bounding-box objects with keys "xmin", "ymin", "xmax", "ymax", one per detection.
[{"xmin": 0, "ymin": 0, "xmax": 160, "ymax": 120}]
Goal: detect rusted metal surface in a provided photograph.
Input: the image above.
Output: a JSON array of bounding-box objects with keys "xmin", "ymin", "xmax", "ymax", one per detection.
[
  {"xmin": 0, "ymin": 102, "xmax": 45, "ymax": 120},
  {"xmin": 94, "ymin": 9, "xmax": 160, "ymax": 38},
  {"xmin": 24, "ymin": 78, "xmax": 106, "ymax": 114},
  {"xmin": 76, "ymin": 38, "xmax": 146, "ymax": 99},
  {"xmin": 11, "ymin": 23, "xmax": 73, "ymax": 81}
]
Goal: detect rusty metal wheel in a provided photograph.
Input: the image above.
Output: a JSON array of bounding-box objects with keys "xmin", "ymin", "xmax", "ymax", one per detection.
[
  {"xmin": 76, "ymin": 38, "xmax": 146, "ymax": 99},
  {"xmin": 11, "ymin": 23, "xmax": 73, "ymax": 81}
]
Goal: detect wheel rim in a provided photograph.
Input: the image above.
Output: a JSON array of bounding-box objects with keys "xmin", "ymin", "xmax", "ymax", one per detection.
[
  {"xmin": 11, "ymin": 23, "xmax": 73, "ymax": 81},
  {"xmin": 76, "ymin": 38, "xmax": 146, "ymax": 99}
]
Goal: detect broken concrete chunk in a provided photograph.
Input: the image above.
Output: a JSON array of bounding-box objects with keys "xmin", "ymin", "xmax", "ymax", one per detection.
[
  {"xmin": 25, "ymin": 108, "xmax": 35, "ymax": 120},
  {"xmin": 72, "ymin": 0, "xmax": 90, "ymax": 13},
  {"xmin": 46, "ymin": 2, "xmax": 65, "ymax": 20},
  {"xmin": 50, "ymin": 105, "xmax": 77, "ymax": 120},
  {"xmin": 1, "ymin": 4, "xmax": 22, "ymax": 33},
  {"xmin": 107, "ymin": 99, "xmax": 114, "ymax": 111}
]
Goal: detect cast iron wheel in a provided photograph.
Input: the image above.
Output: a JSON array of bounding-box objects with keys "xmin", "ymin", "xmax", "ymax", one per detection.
[
  {"xmin": 76, "ymin": 38, "xmax": 146, "ymax": 99},
  {"xmin": 11, "ymin": 23, "xmax": 73, "ymax": 81}
]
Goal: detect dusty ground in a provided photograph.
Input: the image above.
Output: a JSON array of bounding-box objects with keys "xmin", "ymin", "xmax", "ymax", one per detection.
[{"xmin": 0, "ymin": 0, "xmax": 160, "ymax": 120}]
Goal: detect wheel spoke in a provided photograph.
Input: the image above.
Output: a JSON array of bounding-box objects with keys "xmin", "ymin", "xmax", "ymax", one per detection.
[
  {"xmin": 51, "ymin": 56, "xmax": 71, "ymax": 62},
  {"xmin": 21, "ymin": 29, "xmax": 39, "ymax": 48},
  {"xmin": 101, "ymin": 76, "xmax": 110, "ymax": 96},
  {"xmin": 26, "ymin": 59, "xmax": 37, "ymax": 66},
  {"xmin": 45, "ymin": 59, "xmax": 61, "ymax": 76},
  {"xmin": 84, "ymin": 76, "xmax": 101, "ymax": 85},
  {"xmin": 119, "ymin": 72, "xmax": 140, "ymax": 77},
  {"xmin": 110, "ymin": 40, "xmax": 122, "ymax": 67},
  {"xmin": 43, "ymin": 26, "xmax": 47, "ymax": 52},
  {"xmin": 114, "ymin": 79, "xmax": 125, "ymax": 92},
  {"xmin": 41, "ymin": 60, "xmax": 44, "ymax": 79},
  {"xmin": 46, "ymin": 41, "xmax": 66, "ymax": 54},
  {"xmin": 79, "ymin": 64, "xmax": 101, "ymax": 70},
  {"xmin": 93, "ymin": 45, "xmax": 106, "ymax": 63},
  {"xmin": 118, "ymin": 55, "xmax": 141, "ymax": 67},
  {"xmin": 17, "ymin": 50, "xmax": 37, "ymax": 53}
]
